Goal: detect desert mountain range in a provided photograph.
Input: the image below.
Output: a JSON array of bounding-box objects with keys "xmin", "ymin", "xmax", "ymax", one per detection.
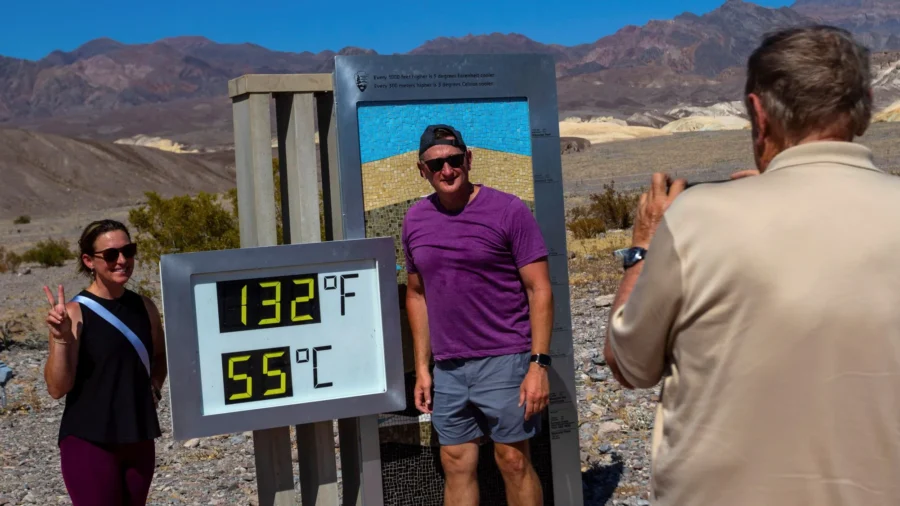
[
  {"xmin": 1, "ymin": 0, "xmax": 899, "ymax": 221},
  {"xmin": 1, "ymin": 0, "xmax": 899, "ymax": 151}
]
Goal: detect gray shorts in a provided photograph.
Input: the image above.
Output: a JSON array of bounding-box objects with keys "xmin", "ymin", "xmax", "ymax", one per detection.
[{"xmin": 431, "ymin": 351, "xmax": 541, "ymax": 446}]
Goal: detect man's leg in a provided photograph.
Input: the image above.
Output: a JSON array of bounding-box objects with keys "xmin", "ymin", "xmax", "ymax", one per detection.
[
  {"xmin": 494, "ymin": 439, "xmax": 543, "ymax": 506},
  {"xmin": 469, "ymin": 352, "xmax": 544, "ymax": 506},
  {"xmin": 440, "ymin": 441, "xmax": 480, "ymax": 506},
  {"xmin": 431, "ymin": 359, "xmax": 486, "ymax": 506}
]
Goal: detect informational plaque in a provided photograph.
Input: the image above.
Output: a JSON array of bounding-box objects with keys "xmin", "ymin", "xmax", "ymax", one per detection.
[{"xmin": 159, "ymin": 237, "xmax": 406, "ymax": 440}]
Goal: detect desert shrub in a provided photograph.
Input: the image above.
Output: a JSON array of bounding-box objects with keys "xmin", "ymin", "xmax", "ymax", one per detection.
[
  {"xmin": 567, "ymin": 230, "xmax": 632, "ymax": 292},
  {"xmin": 0, "ymin": 247, "xmax": 23, "ymax": 273},
  {"xmin": 129, "ymin": 158, "xmax": 326, "ymax": 270},
  {"xmin": 588, "ymin": 181, "xmax": 641, "ymax": 230},
  {"xmin": 22, "ymin": 238, "xmax": 74, "ymax": 267},
  {"xmin": 128, "ymin": 191, "xmax": 242, "ymax": 267},
  {"xmin": 566, "ymin": 182, "xmax": 640, "ymax": 239},
  {"xmin": 566, "ymin": 206, "xmax": 607, "ymax": 239},
  {"xmin": 13, "ymin": 215, "xmax": 30, "ymax": 224},
  {"xmin": 567, "ymin": 217, "xmax": 607, "ymax": 239}
]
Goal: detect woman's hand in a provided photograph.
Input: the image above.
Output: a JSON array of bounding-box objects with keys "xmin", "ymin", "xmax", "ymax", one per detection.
[{"xmin": 43, "ymin": 285, "xmax": 74, "ymax": 344}]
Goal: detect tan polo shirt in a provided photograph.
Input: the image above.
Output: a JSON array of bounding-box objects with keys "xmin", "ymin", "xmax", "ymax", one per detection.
[{"xmin": 608, "ymin": 141, "xmax": 900, "ymax": 505}]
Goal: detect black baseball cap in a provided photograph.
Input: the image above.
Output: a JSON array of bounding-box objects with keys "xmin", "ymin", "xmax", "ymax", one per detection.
[{"xmin": 418, "ymin": 124, "xmax": 467, "ymax": 158}]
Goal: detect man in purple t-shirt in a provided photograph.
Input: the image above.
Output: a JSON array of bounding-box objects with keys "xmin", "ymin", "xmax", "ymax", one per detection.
[{"xmin": 402, "ymin": 124, "xmax": 553, "ymax": 506}]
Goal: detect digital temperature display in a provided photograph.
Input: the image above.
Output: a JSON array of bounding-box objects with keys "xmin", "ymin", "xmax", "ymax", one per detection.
[
  {"xmin": 159, "ymin": 238, "xmax": 405, "ymax": 440},
  {"xmin": 216, "ymin": 275, "xmax": 321, "ymax": 333}
]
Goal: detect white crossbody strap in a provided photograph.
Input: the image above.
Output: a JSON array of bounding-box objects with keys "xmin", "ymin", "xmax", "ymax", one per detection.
[{"xmin": 73, "ymin": 295, "xmax": 151, "ymax": 377}]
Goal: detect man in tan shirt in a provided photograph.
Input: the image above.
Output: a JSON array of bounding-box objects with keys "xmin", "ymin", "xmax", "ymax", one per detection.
[{"xmin": 604, "ymin": 25, "xmax": 900, "ymax": 505}]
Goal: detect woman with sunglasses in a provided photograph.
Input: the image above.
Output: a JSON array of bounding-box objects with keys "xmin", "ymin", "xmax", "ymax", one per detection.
[{"xmin": 43, "ymin": 219, "xmax": 166, "ymax": 506}]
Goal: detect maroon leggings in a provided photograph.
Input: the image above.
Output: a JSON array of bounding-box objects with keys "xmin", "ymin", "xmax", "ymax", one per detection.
[{"xmin": 59, "ymin": 435, "xmax": 156, "ymax": 506}]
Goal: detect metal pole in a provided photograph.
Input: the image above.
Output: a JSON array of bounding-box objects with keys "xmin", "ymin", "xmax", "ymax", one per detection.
[
  {"xmin": 275, "ymin": 91, "xmax": 341, "ymax": 506},
  {"xmin": 232, "ymin": 91, "xmax": 297, "ymax": 506},
  {"xmin": 316, "ymin": 89, "xmax": 385, "ymax": 506}
]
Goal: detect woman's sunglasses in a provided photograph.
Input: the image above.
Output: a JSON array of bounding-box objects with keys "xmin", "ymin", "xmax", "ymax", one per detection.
[
  {"xmin": 422, "ymin": 153, "xmax": 465, "ymax": 173},
  {"xmin": 92, "ymin": 243, "xmax": 138, "ymax": 262}
]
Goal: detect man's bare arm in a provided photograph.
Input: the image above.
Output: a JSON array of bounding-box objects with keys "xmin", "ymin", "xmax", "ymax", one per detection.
[
  {"xmin": 519, "ymin": 258, "xmax": 553, "ymax": 420},
  {"xmin": 520, "ymin": 259, "xmax": 553, "ymax": 357},
  {"xmin": 605, "ymin": 172, "xmax": 686, "ymax": 390},
  {"xmin": 604, "ymin": 262, "xmax": 644, "ymax": 389},
  {"xmin": 405, "ymin": 273, "xmax": 431, "ymax": 374}
]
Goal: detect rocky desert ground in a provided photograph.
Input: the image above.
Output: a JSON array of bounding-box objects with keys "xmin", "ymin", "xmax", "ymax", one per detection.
[{"xmin": 2, "ymin": 122, "xmax": 900, "ymax": 506}]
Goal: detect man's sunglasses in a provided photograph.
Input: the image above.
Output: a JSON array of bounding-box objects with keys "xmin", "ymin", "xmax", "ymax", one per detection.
[
  {"xmin": 422, "ymin": 153, "xmax": 465, "ymax": 173},
  {"xmin": 93, "ymin": 243, "xmax": 138, "ymax": 262}
]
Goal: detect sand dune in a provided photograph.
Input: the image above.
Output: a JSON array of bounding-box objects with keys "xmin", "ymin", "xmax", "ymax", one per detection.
[
  {"xmin": 114, "ymin": 135, "xmax": 202, "ymax": 153},
  {"xmin": 558, "ymin": 120, "xmax": 670, "ymax": 144},
  {"xmin": 661, "ymin": 116, "xmax": 751, "ymax": 133}
]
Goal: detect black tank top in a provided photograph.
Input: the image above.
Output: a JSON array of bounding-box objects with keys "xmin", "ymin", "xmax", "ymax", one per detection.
[{"xmin": 58, "ymin": 289, "xmax": 161, "ymax": 445}]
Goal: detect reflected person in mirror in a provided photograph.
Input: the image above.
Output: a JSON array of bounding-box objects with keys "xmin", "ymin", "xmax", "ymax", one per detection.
[
  {"xmin": 43, "ymin": 219, "xmax": 167, "ymax": 506},
  {"xmin": 604, "ymin": 25, "xmax": 900, "ymax": 506},
  {"xmin": 403, "ymin": 124, "xmax": 553, "ymax": 506}
]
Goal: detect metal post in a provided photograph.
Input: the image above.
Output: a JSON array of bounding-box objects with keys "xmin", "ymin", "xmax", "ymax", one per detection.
[
  {"xmin": 337, "ymin": 416, "xmax": 384, "ymax": 506},
  {"xmin": 275, "ymin": 91, "xmax": 341, "ymax": 506},
  {"xmin": 231, "ymin": 74, "xmax": 386, "ymax": 506},
  {"xmin": 276, "ymin": 92, "xmax": 322, "ymax": 245},
  {"xmin": 316, "ymin": 90, "xmax": 385, "ymax": 506},
  {"xmin": 232, "ymin": 91, "xmax": 297, "ymax": 506},
  {"xmin": 317, "ymin": 92, "xmax": 343, "ymax": 242}
]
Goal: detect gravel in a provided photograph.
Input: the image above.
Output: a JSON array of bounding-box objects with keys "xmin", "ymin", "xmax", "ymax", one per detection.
[{"xmin": 0, "ymin": 268, "xmax": 660, "ymax": 506}]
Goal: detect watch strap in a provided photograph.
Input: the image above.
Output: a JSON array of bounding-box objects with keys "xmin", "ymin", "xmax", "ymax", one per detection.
[
  {"xmin": 530, "ymin": 354, "xmax": 551, "ymax": 367},
  {"xmin": 614, "ymin": 246, "xmax": 647, "ymax": 270}
]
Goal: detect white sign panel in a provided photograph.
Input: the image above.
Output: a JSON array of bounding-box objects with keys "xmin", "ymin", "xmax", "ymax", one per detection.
[
  {"xmin": 191, "ymin": 260, "xmax": 386, "ymax": 416},
  {"xmin": 159, "ymin": 238, "xmax": 405, "ymax": 440}
]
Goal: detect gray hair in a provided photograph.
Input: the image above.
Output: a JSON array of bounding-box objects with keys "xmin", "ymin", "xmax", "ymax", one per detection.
[{"xmin": 745, "ymin": 25, "xmax": 873, "ymax": 143}]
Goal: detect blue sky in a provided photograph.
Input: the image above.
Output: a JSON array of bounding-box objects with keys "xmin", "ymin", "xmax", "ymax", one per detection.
[{"xmin": 2, "ymin": 0, "xmax": 794, "ymax": 61}]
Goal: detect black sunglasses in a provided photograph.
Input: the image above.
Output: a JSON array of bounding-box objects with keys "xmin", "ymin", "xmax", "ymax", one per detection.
[
  {"xmin": 93, "ymin": 243, "xmax": 138, "ymax": 262},
  {"xmin": 422, "ymin": 153, "xmax": 465, "ymax": 173}
]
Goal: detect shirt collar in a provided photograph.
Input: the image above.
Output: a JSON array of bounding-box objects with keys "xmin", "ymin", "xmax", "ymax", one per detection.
[{"xmin": 764, "ymin": 141, "xmax": 881, "ymax": 174}]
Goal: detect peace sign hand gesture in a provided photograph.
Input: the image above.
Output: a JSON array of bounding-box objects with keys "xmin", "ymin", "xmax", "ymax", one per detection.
[{"xmin": 43, "ymin": 285, "xmax": 74, "ymax": 344}]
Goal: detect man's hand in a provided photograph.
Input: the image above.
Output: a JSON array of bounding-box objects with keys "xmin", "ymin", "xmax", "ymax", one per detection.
[
  {"xmin": 519, "ymin": 364, "xmax": 549, "ymax": 421},
  {"xmin": 632, "ymin": 173, "xmax": 687, "ymax": 249},
  {"xmin": 414, "ymin": 371, "xmax": 433, "ymax": 414}
]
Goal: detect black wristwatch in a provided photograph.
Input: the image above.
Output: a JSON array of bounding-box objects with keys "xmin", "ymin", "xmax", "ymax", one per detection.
[
  {"xmin": 530, "ymin": 354, "xmax": 551, "ymax": 368},
  {"xmin": 615, "ymin": 246, "xmax": 647, "ymax": 270}
]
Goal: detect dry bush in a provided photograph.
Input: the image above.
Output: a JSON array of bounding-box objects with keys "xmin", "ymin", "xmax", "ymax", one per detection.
[
  {"xmin": 567, "ymin": 231, "xmax": 632, "ymax": 293},
  {"xmin": 22, "ymin": 238, "xmax": 74, "ymax": 267},
  {"xmin": 567, "ymin": 205, "xmax": 607, "ymax": 239},
  {"xmin": 127, "ymin": 158, "xmax": 326, "ymax": 300},
  {"xmin": 0, "ymin": 247, "xmax": 23, "ymax": 273},
  {"xmin": 566, "ymin": 182, "xmax": 640, "ymax": 239},
  {"xmin": 588, "ymin": 182, "xmax": 641, "ymax": 230},
  {"xmin": 128, "ymin": 191, "xmax": 242, "ymax": 264}
]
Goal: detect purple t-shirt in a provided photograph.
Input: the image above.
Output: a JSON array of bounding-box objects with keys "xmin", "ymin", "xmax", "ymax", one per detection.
[{"xmin": 401, "ymin": 185, "xmax": 549, "ymax": 361}]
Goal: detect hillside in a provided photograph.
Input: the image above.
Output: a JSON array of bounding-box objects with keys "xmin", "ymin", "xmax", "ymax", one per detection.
[
  {"xmin": 792, "ymin": 0, "xmax": 900, "ymax": 48},
  {"xmin": 1, "ymin": 0, "xmax": 899, "ymax": 148},
  {"xmin": 0, "ymin": 128, "xmax": 235, "ymax": 220}
]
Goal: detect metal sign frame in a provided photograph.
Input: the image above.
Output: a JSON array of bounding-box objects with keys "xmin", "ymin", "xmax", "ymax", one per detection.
[
  {"xmin": 331, "ymin": 53, "xmax": 583, "ymax": 506},
  {"xmin": 160, "ymin": 237, "xmax": 406, "ymax": 441}
]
